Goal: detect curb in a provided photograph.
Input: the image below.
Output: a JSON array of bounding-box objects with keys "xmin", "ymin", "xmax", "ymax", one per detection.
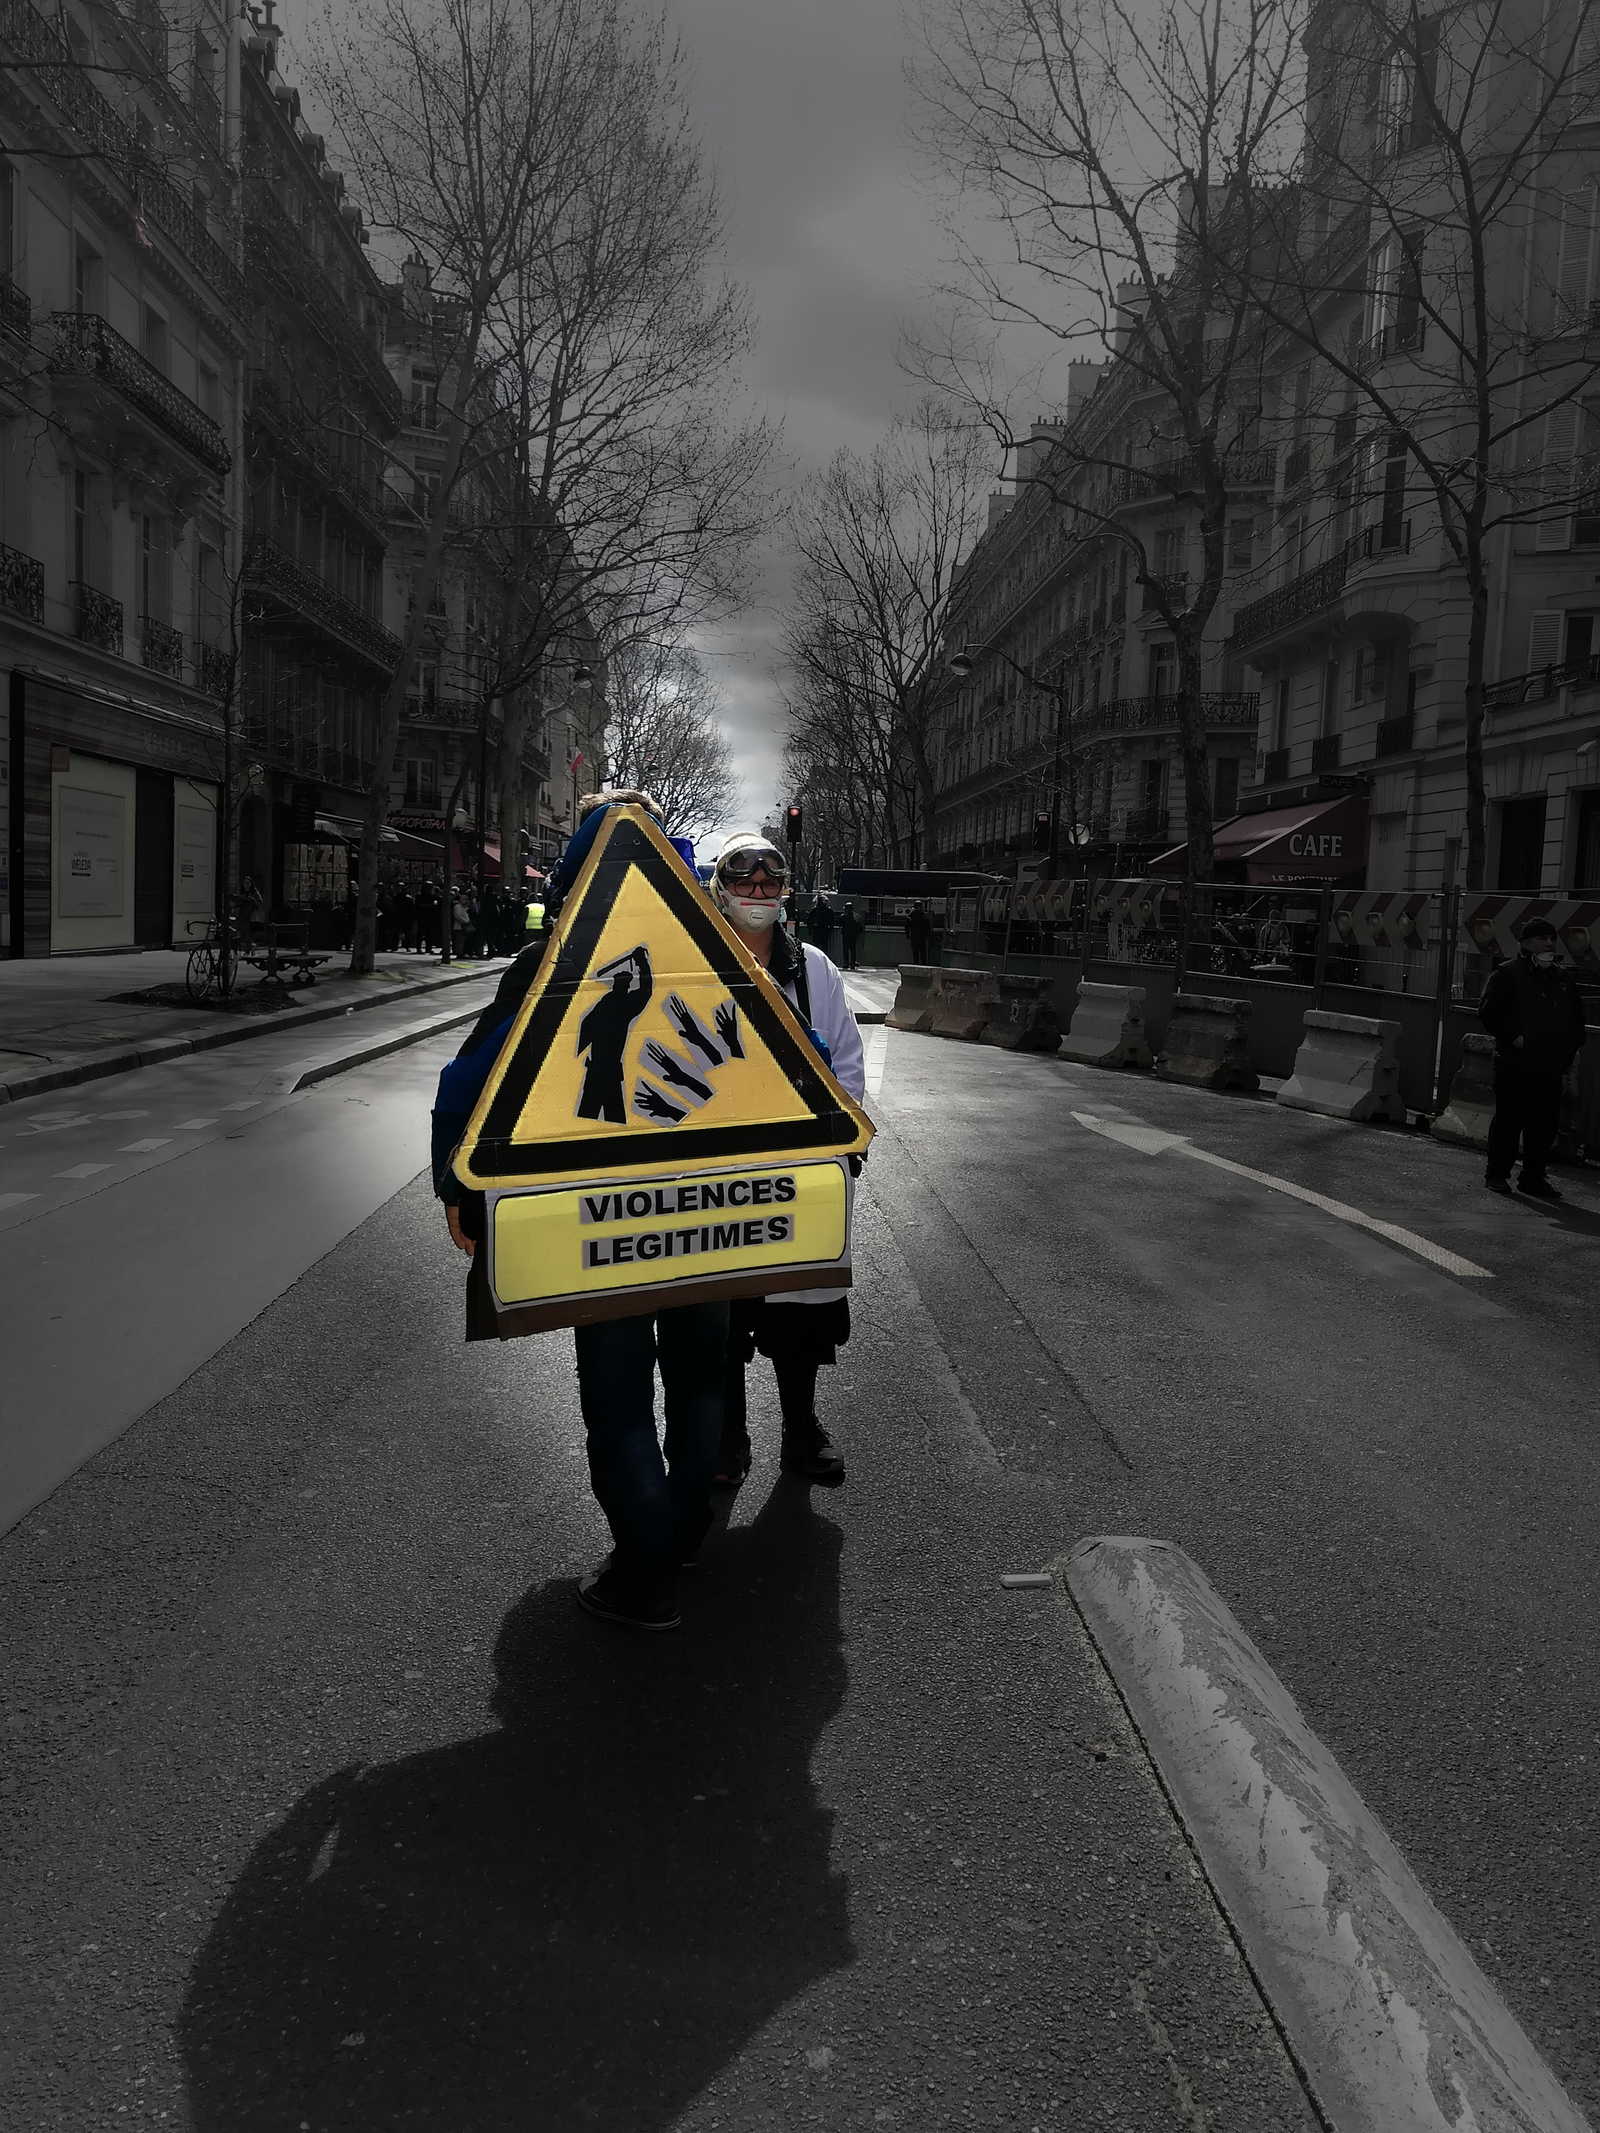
[
  {"xmin": 286, "ymin": 999, "xmax": 489, "ymax": 1090},
  {"xmin": 0, "ymin": 962, "xmax": 506, "ymax": 1106},
  {"xmin": 1061, "ymin": 1535, "xmax": 1592, "ymax": 2133}
]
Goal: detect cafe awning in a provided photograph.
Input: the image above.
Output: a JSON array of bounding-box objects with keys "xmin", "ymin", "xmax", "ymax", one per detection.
[{"xmin": 1148, "ymin": 793, "xmax": 1368, "ymax": 883}]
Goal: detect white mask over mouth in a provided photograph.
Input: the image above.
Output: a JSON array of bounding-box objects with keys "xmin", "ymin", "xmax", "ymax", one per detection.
[{"xmin": 717, "ymin": 883, "xmax": 782, "ymax": 932}]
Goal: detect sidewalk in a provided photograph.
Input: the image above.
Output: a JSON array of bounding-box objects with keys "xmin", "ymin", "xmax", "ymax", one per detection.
[{"xmin": 0, "ymin": 946, "xmax": 513, "ymax": 1105}]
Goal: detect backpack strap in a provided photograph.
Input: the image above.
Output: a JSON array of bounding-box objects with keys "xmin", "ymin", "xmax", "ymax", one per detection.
[{"xmin": 791, "ymin": 939, "xmax": 812, "ymax": 1025}]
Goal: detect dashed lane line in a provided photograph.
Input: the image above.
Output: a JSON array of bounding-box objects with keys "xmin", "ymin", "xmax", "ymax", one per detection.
[
  {"xmin": 118, "ymin": 1137, "xmax": 173, "ymax": 1153},
  {"xmin": 1072, "ymin": 1110, "xmax": 1492, "ymax": 1281},
  {"xmin": 54, "ymin": 1164, "xmax": 111, "ymax": 1180},
  {"xmin": 173, "ymin": 1117, "xmax": 217, "ymax": 1129},
  {"xmin": 0, "ymin": 1193, "xmax": 38, "ymax": 1213}
]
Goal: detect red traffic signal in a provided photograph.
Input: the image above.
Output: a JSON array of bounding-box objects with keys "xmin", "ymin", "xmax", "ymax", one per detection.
[{"xmin": 784, "ymin": 804, "xmax": 803, "ymax": 843}]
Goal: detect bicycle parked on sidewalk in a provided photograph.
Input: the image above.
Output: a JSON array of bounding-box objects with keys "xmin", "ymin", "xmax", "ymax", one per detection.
[{"xmin": 184, "ymin": 916, "xmax": 239, "ymax": 1003}]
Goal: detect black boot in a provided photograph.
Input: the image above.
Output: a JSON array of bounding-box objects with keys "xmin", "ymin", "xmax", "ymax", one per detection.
[{"xmin": 781, "ymin": 1421, "xmax": 845, "ymax": 1486}]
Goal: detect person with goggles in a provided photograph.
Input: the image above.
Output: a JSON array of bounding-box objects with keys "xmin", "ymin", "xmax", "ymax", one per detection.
[{"xmin": 707, "ymin": 832, "xmax": 866, "ymax": 1489}]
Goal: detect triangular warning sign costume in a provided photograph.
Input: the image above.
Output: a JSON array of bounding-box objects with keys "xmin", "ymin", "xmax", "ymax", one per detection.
[{"xmin": 451, "ymin": 806, "xmax": 874, "ymax": 1336}]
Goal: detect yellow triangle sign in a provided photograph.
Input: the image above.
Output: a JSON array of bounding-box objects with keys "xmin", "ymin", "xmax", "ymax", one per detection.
[{"xmin": 453, "ymin": 806, "xmax": 874, "ymax": 1191}]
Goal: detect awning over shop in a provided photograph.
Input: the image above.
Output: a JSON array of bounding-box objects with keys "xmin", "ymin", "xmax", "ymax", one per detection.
[{"xmin": 1148, "ymin": 793, "xmax": 1368, "ymax": 883}]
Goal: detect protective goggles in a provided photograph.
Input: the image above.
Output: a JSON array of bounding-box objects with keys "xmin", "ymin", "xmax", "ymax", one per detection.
[{"xmin": 717, "ymin": 846, "xmax": 789, "ymax": 884}]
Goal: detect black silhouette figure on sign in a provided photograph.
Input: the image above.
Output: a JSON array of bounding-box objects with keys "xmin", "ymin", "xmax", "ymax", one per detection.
[
  {"xmin": 713, "ymin": 1000, "xmax": 743, "ymax": 1058},
  {"xmin": 576, "ymin": 947, "xmax": 653, "ymax": 1122},
  {"xmin": 665, "ymin": 994, "xmax": 724, "ymax": 1067},
  {"xmin": 643, "ymin": 1042, "xmax": 714, "ymax": 1106},
  {"xmin": 634, "ymin": 1082, "xmax": 688, "ymax": 1124}
]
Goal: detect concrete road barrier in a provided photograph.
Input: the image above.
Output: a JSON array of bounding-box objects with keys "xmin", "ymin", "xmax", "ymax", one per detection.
[
  {"xmin": 1277, "ymin": 1009, "xmax": 1406, "ymax": 1123},
  {"xmin": 1064, "ymin": 1537, "xmax": 1593, "ymax": 2133},
  {"xmin": 981, "ymin": 973, "xmax": 1062, "ymax": 1054},
  {"xmin": 886, "ymin": 964, "xmax": 937, "ymax": 1033},
  {"xmin": 1155, "ymin": 992, "xmax": 1259, "ymax": 1092},
  {"xmin": 928, "ymin": 966, "xmax": 991, "ymax": 1041},
  {"xmin": 1431, "ymin": 1032, "xmax": 1497, "ymax": 1148},
  {"xmin": 1060, "ymin": 981, "xmax": 1153, "ymax": 1070}
]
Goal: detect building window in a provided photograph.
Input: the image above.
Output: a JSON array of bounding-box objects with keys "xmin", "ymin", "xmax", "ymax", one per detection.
[
  {"xmin": 1227, "ymin": 518, "xmax": 1254, "ymax": 569},
  {"xmin": 1274, "ymin": 675, "xmax": 1291, "ymax": 749},
  {"xmin": 1149, "ymin": 641, "xmax": 1177, "ymax": 698},
  {"xmin": 73, "ymin": 237, "xmax": 102, "ymax": 314},
  {"xmin": 1352, "ymin": 640, "xmax": 1393, "ymax": 703},
  {"xmin": 0, "ymin": 159, "xmax": 14, "ymax": 278},
  {"xmin": 142, "ymin": 305, "xmax": 168, "ymax": 373},
  {"xmin": 404, "ymin": 757, "xmax": 439, "ymax": 807},
  {"xmin": 1214, "ymin": 755, "xmax": 1240, "ymax": 818},
  {"xmin": 140, "ymin": 514, "xmax": 171, "ymax": 620}
]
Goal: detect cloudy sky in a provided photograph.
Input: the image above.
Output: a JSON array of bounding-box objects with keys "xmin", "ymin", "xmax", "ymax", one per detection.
[{"xmin": 660, "ymin": 0, "xmax": 965, "ymax": 840}]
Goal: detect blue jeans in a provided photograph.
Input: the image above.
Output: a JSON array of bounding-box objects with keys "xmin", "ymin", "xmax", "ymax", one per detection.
[{"xmin": 574, "ymin": 1302, "xmax": 730, "ymax": 1583}]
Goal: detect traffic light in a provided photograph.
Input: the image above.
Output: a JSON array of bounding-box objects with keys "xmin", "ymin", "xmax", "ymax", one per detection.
[
  {"xmin": 784, "ymin": 803, "xmax": 803, "ymax": 844},
  {"xmin": 1032, "ymin": 812, "xmax": 1051, "ymax": 852}
]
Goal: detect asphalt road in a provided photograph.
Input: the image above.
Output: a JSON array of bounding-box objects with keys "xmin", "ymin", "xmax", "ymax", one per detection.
[{"xmin": 3, "ymin": 1015, "xmax": 1596, "ymax": 2129}]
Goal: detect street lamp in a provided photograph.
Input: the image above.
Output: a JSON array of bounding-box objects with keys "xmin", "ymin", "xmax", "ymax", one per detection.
[{"xmin": 948, "ymin": 641, "xmax": 1078, "ymax": 877}]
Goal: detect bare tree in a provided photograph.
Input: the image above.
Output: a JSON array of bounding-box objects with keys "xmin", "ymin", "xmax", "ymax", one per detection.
[
  {"xmin": 781, "ymin": 400, "xmax": 995, "ymax": 865},
  {"xmin": 1222, "ymin": 0, "xmax": 1600, "ymax": 888},
  {"xmin": 908, "ymin": 0, "xmax": 1306, "ymax": 880},
  {"xmin": 316, "ymin": 0, "xmax": 774, "ymax": 968},
  {"xmin": 604, "ymin": 641, "xmax": 738, "ymax": 839}
]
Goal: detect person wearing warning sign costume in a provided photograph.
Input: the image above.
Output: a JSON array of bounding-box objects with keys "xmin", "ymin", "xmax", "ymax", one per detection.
[
  {"xmin": 432, "ymin": 788, "xmax": 731, "ymax": 1633},
  {"xmin": 706, "ymin": 830, "xmax": 866, "ymax": 1490}
]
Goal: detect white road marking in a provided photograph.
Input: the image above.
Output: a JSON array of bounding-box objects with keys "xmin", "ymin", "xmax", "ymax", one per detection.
[
  {"xmin": 221, "ymin": 1100, "xmax": 260, "ymax": 1112},
  {"xmin": 0, "ymin": 1193, "xmax": 38, "ymax": 1213},
  {"xmin": 863, "ymin": 1024, "xmax": 888, "ymax": 1099},
  {"xmin": 54, "ymin": 1163, "xmax": 111, "ymax": 1180},
  {"xmin": 96, "ymin": 1110, "xmax": 149, "ymax": 1120},
  {"xmin": 118, "ymin": 1137, "xmax": 173, "ymax": 1153},
  {"xmin": 1072, "ymin": 1111, "xmax": 1492, "ymax": 1280},
  {"xmin": 173, "ymin": 1118, "xmax": 217, "ymax": 1130},
  {"xmin": 19, "ymin": 1115, "xmax": 93, "ymax": 1134}
]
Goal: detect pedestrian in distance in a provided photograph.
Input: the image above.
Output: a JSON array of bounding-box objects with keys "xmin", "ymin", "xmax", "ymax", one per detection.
[
  {"xmin": 1479, "ymin": 916, "xmax": 1588, "ymax": 1201},
  {"xmin": 806, "ymin": 894, "xmax": 837, "ymax": 957},
  {"xmin": 904, "ymin": 901, "xmax": 933, "ymax": 965},
  {"xmin": 432, "ymin": 790, "xmax": 728, "ymax": 1635},
  {"xmin": 838, "ymin": 903, "xmax": 862, "ymax": 970},
  {"xmin": 706, "ymin": 832, "xmax": 865, "ymax": 1491}
]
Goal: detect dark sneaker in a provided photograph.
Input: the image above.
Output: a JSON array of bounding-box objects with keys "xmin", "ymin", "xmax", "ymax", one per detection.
[
  {"xmin": 1518, "ymin": 1176, "xmax": 1564, "ymax": 1202},
  {"xmin": 1484, "ymin": 1174, "xmax": 1514, "ymax": 1196},
  {"xmin": 576, "ymin": 1562, "xmax": 681, "ymax": 1631},
  {"xmin": 710, "ymin": 1436, "xmax": 752, "ymax": 1491},
  {"xmin": 781, "ymin": 1424, "xmax": 846, "ymax": 1486}
]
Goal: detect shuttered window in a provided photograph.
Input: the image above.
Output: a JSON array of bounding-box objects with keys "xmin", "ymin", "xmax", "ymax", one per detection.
[
  {"xmin": 1527, "ymin": 609, "xmax": 1563, "ymax": 671},
  {"xmin": 1553, "ymin": 187, "xmax": 1600, "ymax": 329},
  {"xmin": 1536, "ymin": 401, "xmax": 1581, "ymax": 548}
]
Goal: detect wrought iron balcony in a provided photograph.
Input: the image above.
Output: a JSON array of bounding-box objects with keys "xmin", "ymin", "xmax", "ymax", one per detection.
[
  {"xmin": 0, "ymin": 269, "xmax": 29, "ymax": 339},
  {"xmin": 0, "ymin": 0, "xmax": 246, "ymax": 312},
  {"xmin": 1311, "ymin": 733, "xmax": 1342, "ymax": 771},
  {"xmin": 243, "ymin": 540, "xmax": 402, "ymax": 673},
  {"xmin": 1483, "ymin": 652, "xmax": 1600, "ymax": 709},
  {"xmin": 73, "ymin": 580, "xmax": 123, "ymax": 655},
  {"xmin": 1123, "ymin": 805, "xmax": 1169, "ymax": 839},
  {"xmin": 1230, "ymin": 539, "xmax": 1359, "ymax": 650},
  {"xmin": 50, "ymin": 313, "xmax": 231, "ymax": 475},
  {"xmin": 140, "ymin": 614, "xmax": 185, "ymax": 677},
  {"xmin": 0, "ymin": 539, "xmax": 45, "ymax": 621},
  {"xmin": 245, "ymin": 205, "xmax": 400, "ymax": 421},
  {"xmin": 1374, "ymin": 711, "xmax": 1415, "ymax": 756},
  {"xmin": 197, "ymin": 642, "xmax": 233, "ymax": 698}
]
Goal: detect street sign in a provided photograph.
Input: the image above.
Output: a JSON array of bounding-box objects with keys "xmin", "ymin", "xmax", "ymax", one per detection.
[{"xmin": 452, "ymin": 804, "xmax": 873, "ymax": 1333}]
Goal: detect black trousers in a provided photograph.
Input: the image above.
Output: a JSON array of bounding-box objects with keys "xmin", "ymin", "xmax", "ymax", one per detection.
[
  {"xmin": 1486, "ymin": 1058, "xmax": 1564, "ymax": 1181},
  {"xmin": 721, "ymin": 1345, "xmax": 818, "ymax": 1457}
]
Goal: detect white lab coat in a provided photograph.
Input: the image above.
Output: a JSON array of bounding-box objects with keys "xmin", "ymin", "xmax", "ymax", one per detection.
[{"xmin": 768, "ymin": 941, "xmax": 865, "ymax": 1306}]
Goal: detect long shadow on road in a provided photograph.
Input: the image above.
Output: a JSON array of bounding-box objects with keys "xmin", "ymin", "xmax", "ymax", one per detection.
[{"xmin": 180, "ymin": 1485, "xmax": 850, "ymax": 2130}]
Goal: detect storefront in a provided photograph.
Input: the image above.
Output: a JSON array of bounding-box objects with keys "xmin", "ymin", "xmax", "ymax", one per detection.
[{"xmin": 7, "ymin": 669, "xmax": 223, "ymax": 956}]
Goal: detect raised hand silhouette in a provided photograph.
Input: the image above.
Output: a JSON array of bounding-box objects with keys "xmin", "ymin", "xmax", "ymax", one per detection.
[
  {"xmin": 665, "ymin": 994, "xmax": 723, "ymax": 1065},
  {"xmin": 713, "ymin": 1000, "xmax": 744, "ymax": 1058},
  {"xmin": 633, "ymin": 1081, "xmax": 687, "ymax": 1124},
  {"xmin": 642, "ymin": 1043, "xmax": 713, "ymax": 1103}
]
